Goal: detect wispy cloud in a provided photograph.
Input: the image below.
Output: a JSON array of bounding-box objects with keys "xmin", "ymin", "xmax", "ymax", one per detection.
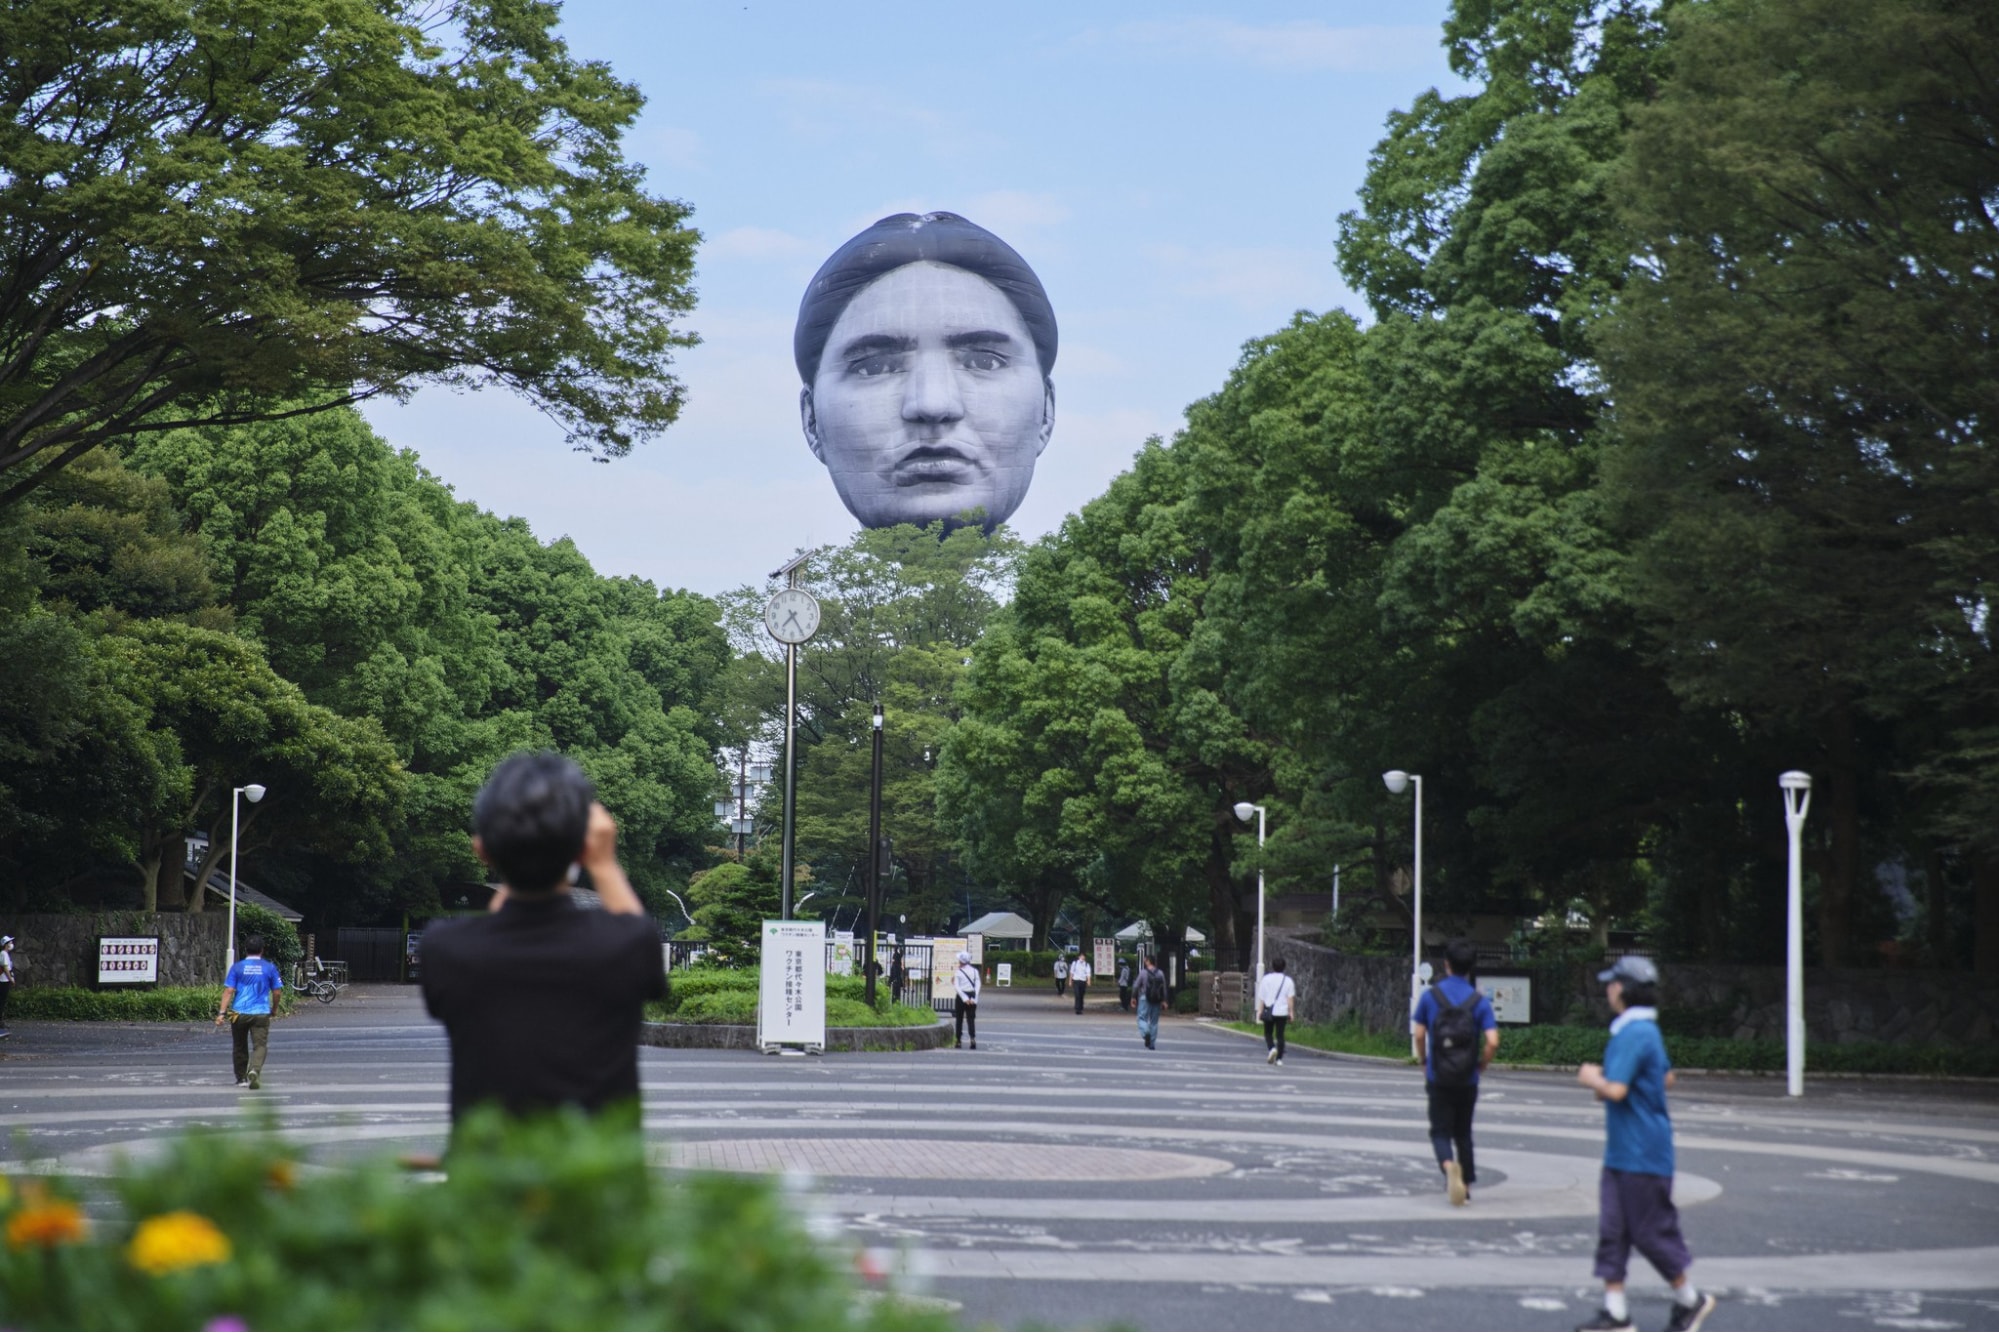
[{"xmin": 1080, "ymin": 19, "xmax": 1438, "ymax": 72}]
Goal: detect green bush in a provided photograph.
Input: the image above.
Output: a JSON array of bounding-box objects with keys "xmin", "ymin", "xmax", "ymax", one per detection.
[
  {"xmin": 232, "ymin": 902, "xmax": 302, "ymax": 973},
  {"xmin": 985, "ymin": 949, "xmax": 1059, "ymax": 980},
  {"xmin": 1172, "ymin": 986, "xmax": 1201, "ymax": 1013},
  {"xmin": 0, "ymin": 1110, "xmax": 940, "ymax": 1330},
  {"xmin": 1496, "ymin": 1026, "xmax": 1999, "ymax": 1077},
  {"xmin": 650, "ymin": 970, "xmax": 938, "ymax": 1028},
  {"xmin": 9, "ymin": 987, "xmax": 224, "ymax": 1022}
]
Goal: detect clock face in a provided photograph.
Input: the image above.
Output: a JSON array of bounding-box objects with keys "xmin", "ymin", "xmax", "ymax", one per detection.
[{"xmin": 763, "ymin": 588, "xmax": 821, "ymax": 645}]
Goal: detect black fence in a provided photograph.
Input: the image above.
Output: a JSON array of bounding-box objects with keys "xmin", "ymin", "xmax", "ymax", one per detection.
[{"xmin": 326, "ymin": 927, "xmax": 412, "ymax": 983}]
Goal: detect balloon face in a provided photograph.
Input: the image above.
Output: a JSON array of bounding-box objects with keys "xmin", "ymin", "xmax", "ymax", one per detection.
[{"xmin": 802, "ymin": 261, "xmax": 1054, "ymax": 530}]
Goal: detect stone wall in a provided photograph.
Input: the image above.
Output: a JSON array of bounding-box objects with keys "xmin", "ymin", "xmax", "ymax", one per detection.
[
  {"xmin": 2, "ymin": 912, "xmax": 228, "ymax": 988},
  {"xmin": 1265, "ymin": 926, "xmax": 1999, "ymax": 1047}
]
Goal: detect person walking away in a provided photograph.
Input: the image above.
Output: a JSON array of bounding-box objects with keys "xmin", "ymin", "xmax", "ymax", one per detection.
[
  {"xmin": 0, "ymin": 933, "xmax": 15, "ymax": 1038},
  {"xmin": 953, "ymin": 949, "xmax": 980, "ymax": 1049},
  {"xmin": 420, "ymin": 751, "xmax": 665, "ymax": 1129},
  {"xmin": 1068, "ymin": 950, "xmax": 1092, "ymax": 1013},
  {"xmin": 1117, "ymin": 957, "xmax": 1133, "ymax": 1011},
  {"xmin": 1256, "ymin": 957, "xmax": 1297, "ymax": 1065},
  {"xmin": 888, "ymin": 949, "xmax": 906, "ymax": 1005},
  {"xmin": 1054, "ymin": 953, "xmax": 1068, "ymax": 997},
  {"xmin": 1412, "ymin": 938, "xmax": 1499, "ymax": 1206},
  {"xmin": 214, "ymin": 934, "xmax": 284, "ymax": 1088},
  {"xmin": 1574, "ymin": 956, "xmax": 1717, "ymax": 1333},
  {"xmin": 1135, "ymin": 954, "xmax": 1167, "ymax": 1049}
]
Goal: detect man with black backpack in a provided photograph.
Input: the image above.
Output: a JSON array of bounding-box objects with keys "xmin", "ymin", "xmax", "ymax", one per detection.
[
  {"xmin": 1411, "ymin": 938, "xmax": 1499, "ymax": 1206},
  {"xmin": 1134, "ymin": 954, "xmax": 1168, "ymax": 1049}
]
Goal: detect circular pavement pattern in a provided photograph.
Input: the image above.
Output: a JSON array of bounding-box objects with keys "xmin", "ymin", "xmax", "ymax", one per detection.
[{"xmin": 663, "ymin": 1136, "xmax": 1234, "ymax": 1180}]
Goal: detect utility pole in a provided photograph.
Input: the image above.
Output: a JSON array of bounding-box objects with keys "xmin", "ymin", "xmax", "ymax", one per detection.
[{"xmin": 865, "ymin": 701, "xmax": 884, "ymax": 1006}]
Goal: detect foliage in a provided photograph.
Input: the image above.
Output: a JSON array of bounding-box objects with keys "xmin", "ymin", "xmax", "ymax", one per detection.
[
  {"xmin": 230, "ymin": 903, "xmax": 302, "ymax": 974},
  {"xmin": 0, "ymin": 0, "xmax": 700, "ymax": 508},
  {"xmin": 4, "ymin": 986, "xmax": 224, "ymax": 1023},
  {"xmin": 983, "ymin": 950, "xmax": 1062, "ymax": 979},
  {"xmin": 1493, "ymin": 1028, "xmax": 1999, "ymax": 1079},
  {"xmin": 0, "ymin": 1110, "xmax": 941, "ymax": 1330},
  {"xmin": 680, "ymin": 854, "xmax": 784, "ymax": 967}
]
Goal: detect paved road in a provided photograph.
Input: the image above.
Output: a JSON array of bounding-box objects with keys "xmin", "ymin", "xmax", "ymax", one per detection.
[{"xmin": 4, "ymin": 984, "xmax": 1998, "ymax": 1331}]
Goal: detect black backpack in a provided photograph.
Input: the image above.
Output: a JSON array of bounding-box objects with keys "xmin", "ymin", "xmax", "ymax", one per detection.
[
  {"xmin": 1144, "ymin": 969, "xmax": 1167, "ymax": 1006},
  {"xmin": 1429, "ymin": 983, "xmax": 1482, "ymax": 1086}
]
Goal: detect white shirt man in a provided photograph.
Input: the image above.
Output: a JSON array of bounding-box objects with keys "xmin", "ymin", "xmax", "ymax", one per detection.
[
  {"xmin": 952, "ymin": 950, "xmax": 981, "ymax": 1050},
  {"xmin": 1255, "ymin": 961, "xmax": 1298, "ymax": 1066},
  {"xmin": 1067, "ymin": 953, "xmax": 1092, "ymax": 1013}
]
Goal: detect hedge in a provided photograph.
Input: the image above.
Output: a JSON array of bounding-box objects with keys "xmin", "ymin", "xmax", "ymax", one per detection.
[
  {"xmin": 651, "ymin": 969, "xmax": 936, "ymax": 1028},
  {"xmin": 8, "ymin": 987, "xmax": 227, "ymax": 1022}
]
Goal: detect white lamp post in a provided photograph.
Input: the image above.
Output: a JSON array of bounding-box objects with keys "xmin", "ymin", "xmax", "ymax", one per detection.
[
  {"xmin": 1232, "ymin": 802, "xmax": 1267, "ymax": 980},
  {"xmin": 661, "ymin": 888, "xmax": 693, "ymax": 927},
  {"xmin": 1780, "ymin": 770, "xmax": 1812, "ymax": 1098},
  {"xmin": 1383, "ymin": 770, "xmax": 1424, "ymax": 1056},
  {"xmin": 223, "ymin": 783, "xmax": 267, "ymax": 971}
]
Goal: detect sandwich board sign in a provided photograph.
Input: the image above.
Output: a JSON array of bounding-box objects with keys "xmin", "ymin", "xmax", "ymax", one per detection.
[{"xmin": 758, "ymin": 920, "xmax": 826, "ymax": 1054}]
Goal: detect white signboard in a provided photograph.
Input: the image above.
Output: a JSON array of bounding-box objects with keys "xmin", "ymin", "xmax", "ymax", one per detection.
[
  {"xmin": 98, "ymin": 936, "xmax": 160, "ymax": 985},
  {"xmin": 1094, "ymin": 937, "xmax": 1116, "ymax": 981},
  {"xmin": 830, "ymin": 931, "xmax": 856, "ymax": 976},
  {"xmin": 964, "ymin": 932, "xmax": 984, "ymax": 965},
  {"xmin": 996, "ymin": 962, "xmax": 1013, "ymax": 987},
  {"xmin": 758, "ymin": 920, "xmax": 827, "ymax": 1052},
  {"xmin": 1482, "ymin": 975, "xmax": 1533, "ymax": 1026}
]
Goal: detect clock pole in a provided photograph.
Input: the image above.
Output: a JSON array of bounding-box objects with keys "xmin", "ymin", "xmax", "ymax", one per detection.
[{"xmin": 765, "ymin": 555, "xmax": 818, "ymax": 921}]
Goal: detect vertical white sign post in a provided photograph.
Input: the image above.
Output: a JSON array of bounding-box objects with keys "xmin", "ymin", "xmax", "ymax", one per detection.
[
  {"xmin": 1780, "ymin": 771, "xmax": 1812, "ymax": 1098},
  {"xmin": 758, "ymin": 920, "xmax": 827, "ymax": 1054}
]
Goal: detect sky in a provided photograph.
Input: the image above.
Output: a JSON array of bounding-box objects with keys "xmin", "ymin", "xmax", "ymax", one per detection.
[{"xmin": 359, "ymin": 4, "xmax": 1467, "ymax": 596}]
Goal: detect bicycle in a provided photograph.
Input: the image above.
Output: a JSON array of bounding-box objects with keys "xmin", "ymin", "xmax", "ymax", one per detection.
[{"xmin": 293, "ymin": 958, "xmax": 348, "ymax": 1004}]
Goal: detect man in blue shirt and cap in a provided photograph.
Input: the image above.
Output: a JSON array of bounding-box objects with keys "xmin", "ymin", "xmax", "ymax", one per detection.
[
  {"xmin": 1574, "ymin": 956, "xmax": 1717, "ymax": 1333},
  {"xmin": 215, "ymin": 934, "xmax": 283, "ymax": 1090}
]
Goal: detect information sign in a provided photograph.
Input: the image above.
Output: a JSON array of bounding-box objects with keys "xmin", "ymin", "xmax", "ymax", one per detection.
[
  {"xmin": 97, "ymin": 936, "xmax": 160, "ymax": 986},
  {"xmin": 830, "ymin": 931, "xmax": 855, "ymax": 976},
  {"xmin": 1481, "ymin": 974, "xmax": 1533, "ymax": 1025},
  {"xmin": 758, "ymin": 920, "xmax": 827, "ymax": 1053},
  {"xmin": 996, "ymin": 962, "xmax": 1013, "ymax": 987},
  {"xmin": 928, "ymin": 937, "xmax": 966, "ymax": 1011},
  {"xmin": 964, "ymin": 932, "xmax": 984, "ymax": 965},
  {"xmin": 1094, "ymin": 937, "xmax": 1116, "ymax": 981}
]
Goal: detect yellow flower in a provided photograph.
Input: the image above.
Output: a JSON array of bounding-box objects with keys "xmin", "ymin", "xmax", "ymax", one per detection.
[
  {"xmin": 126, "ymin": 1211, "xmax": 231, "ymax": 1275},
  {"xmin": 264, "ymin": 1159, "xmax": 298, "ymax": 1193},
  {"xmin": 6, "ymin": 1198, "xmax": 88, "ymax": 1250}
]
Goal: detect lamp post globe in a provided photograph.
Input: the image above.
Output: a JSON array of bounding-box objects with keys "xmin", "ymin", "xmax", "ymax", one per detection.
[
  {"xmin": 1232, "ymin": 801, "xmax": 1256, "ymax": 823},
  {"xmin": 224, "ymin": 782, "xmax": 266, "ymax": 972},
  {"xmin": 1382, "ymin": 770, "xmax": 1410, "ymax": 796},
  {"xmin": 243, "ymin": 784, "xmax": 266, "ymax": 803}
]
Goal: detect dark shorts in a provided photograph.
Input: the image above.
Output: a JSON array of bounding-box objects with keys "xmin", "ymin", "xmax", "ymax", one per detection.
[{"xmin": 1595, "ymin": 1167, "xmax": 1693, "ymax": 1283}]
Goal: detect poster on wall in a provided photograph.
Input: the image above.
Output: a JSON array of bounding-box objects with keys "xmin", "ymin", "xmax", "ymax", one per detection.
[
  {"xmin": 758, "ymin": 920, "xmax": 827, "ymax": 1053},
  {"xmin": 1481, "ymin": 974, "xmax": 1533, "ymax": 1025},
  {"xmin": 929, "ymin": 937, "xmax": 966, "ymax": 1010},
  {"xmin": 830, "ymin": 931, "xmax": 856, "ymax": 977},
  {"xmin": 1094, "ymin": 937, "xmax": 1116, "ymax": 982},
  {"xmin": 964, "ymin": 932, "xmax": 984, "ymax": 965},
  {"xmin": 795, "ymin": 212, "xmax": 1058, "ymax": 533},
  {"xmin": 97, "ymin": 936, "xmax": 160, "ymax": 986}
]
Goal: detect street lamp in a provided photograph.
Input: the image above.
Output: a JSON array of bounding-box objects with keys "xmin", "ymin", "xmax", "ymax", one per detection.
[
  {"xmin": 866, "ymin": 701, "xmax": 885, "ymax": 1006},
  {"xmin": 223, "ymin": 783, "xmax": 266, "ymax": 971},
  {"xmin": 796, "ymin": 890, "xmax": 820, "ymax": 914},
  {"xmin": 1232, "ymin": 802, "xmax": 1267, "ymax": 980},
  {"xmin": 1780, "ymin": 771, "xmax": 1812, "ymax": 1098},
  {"xmin": 1383, "ymin": 770, "xmax": 1423, "ymax": 1056},
  {"xmin": 661, "ymin": 888, "xmax": 693, "ymax": 927}
]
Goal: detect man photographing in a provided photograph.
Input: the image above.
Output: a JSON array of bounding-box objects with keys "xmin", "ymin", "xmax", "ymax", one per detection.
[{"xmin": 420, "ymin": 751, "xmax": 665, "ymax": 1126}]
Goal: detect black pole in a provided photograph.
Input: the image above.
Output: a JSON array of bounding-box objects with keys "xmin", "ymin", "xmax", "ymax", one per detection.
[{"xmin": 865, "ymin": 700, "xmax": 884, "ymax": 1007}]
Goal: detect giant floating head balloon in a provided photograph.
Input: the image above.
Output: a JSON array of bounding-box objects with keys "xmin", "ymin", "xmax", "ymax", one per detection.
[{"xmin": 796, "ymin": 212, "xmax": 1056, "ymax": 530}]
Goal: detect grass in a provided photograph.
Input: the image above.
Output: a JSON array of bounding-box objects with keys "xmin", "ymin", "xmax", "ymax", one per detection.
[
  {"xmin": 1222, "ymin": 1019, "xmax": 1416, "ymax": 1061},
  {"xmin": 6, "ymin": 985, "xmax": 297, "ymax": 1021},
  {"xmin": 1221, "ymin": 1018, "xmax": 1999, "ymax": 1077}
]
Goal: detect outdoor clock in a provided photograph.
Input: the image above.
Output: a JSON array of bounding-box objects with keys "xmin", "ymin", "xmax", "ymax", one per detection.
[{"xmin": 763, "ymin": 588, "xmax": 821, "ymax": 645}]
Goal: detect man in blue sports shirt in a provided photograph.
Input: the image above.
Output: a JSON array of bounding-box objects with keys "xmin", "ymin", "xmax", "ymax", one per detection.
[
  {"xmin": 1411, "ymin": 938, "xmax": 1499, "ymax": 1205},
  {"xmin": 1574, "ymin": 956, "xmax": 1717, "ymax": 1333},
  {"xmin": 214, "ymin": 933, "xmax": 283, "ymax": 1090}
]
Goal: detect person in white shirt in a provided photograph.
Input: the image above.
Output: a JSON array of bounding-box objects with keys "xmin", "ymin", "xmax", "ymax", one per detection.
[
  {"xmin": 1053, "ymin": 954, "xmax": 1068, "ymax": 997},
  {"xmin": 953, "ymin": 950, "xmax": 981, "ymax": 1049},
  {"xmin": 1068, "ymin": 951, "xmax": 1093, "ymax": 1013},
  {"xmin": 1256, "ymin": 957, "xmax": 1298, "ymax": 1065},
  {"xmin": 0, "ymin": 933, "xmax": 14, "ymax": 1037}
]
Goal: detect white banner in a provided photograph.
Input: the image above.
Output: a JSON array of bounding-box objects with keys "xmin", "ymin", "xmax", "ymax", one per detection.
[
  {"xmin": 758, "ymin": 920, "xmax": 827, "ymax": 1052},
  {"xmin": 97, "ymin": 936, "xmax": 159, "ymax": 985},
  {"xmin": 964, "ymin": 932, "xmax": 984, "ymax": 965},
  {"xmin": 830, "ymin": 931, "xmax": 855, "ymax": 976}
]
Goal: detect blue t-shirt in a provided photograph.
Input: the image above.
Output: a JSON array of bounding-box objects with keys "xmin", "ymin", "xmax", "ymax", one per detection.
[
  {"xmin": 1412, "ymin": 975, "xmax": 1497, "ymax": 1084},
  {"xmin": 225, "ymin": 956, "xmax": 283, "ymax": 1016},
  {"xmin": 1602, "ymin": 1009, "xmax": 1674, "ymax": 1176}
]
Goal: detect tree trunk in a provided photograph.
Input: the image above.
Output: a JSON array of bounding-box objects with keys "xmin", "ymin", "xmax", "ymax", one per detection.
[
  {"xmin": 187, "ymin": 840, "xmax": 227, "ymax": 915},
  {"xmin": 1819, "ymin": 699, "xmax": 1861, "ymax": 967},
  {"xmin": 1975, "ymin": 852, "xmax": 1999, "ymax": 975},
  {"xmin": 1203, "ymin": 827, "xmax": 1240, "ymax": 968}
]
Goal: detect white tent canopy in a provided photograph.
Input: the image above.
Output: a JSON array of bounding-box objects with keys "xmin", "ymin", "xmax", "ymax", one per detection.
[
  {"xmin": 1114, "ymin": 921, "xmax": 1206, "ymax": 942},
  {"xmin": 961, "ymin": 911, "xmax": 1035, "ymax": 941}
]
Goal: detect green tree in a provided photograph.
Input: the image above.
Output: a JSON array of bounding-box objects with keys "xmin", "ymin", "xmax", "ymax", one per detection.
[
  {"xmin": 1599, "ymin": 0, "xmax": 1999, "ymax": 966},
  {"xmin": 0, "ymin": 0, "xmax": 699, "ymax": 507}
]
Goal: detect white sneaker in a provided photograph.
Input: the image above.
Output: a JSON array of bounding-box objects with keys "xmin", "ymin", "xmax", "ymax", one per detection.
[
  {"xmin": 1266, "ymin": 1048, "xmax": 1278, "ymax": 1064},
  {"xmin": 1445, "ymin": 1159, "xmax": 1468, "ymax": 1206}
]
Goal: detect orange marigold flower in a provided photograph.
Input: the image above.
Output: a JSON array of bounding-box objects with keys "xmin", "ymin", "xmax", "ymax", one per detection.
[
  {"xmin": 265, "ymin": 1159, "xmax": 298, "ymax": 1193},
  {"xmin": 6, "ymin": 1199, "xmax": 88, "ymax": 1250},
  {"xmin": 127, "ymin": 1210, "xmax": 232, "ymax": 1275}
]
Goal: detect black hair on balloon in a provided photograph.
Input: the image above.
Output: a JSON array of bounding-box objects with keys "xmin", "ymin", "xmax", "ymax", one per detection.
[{"xmin": 794, "ymin": 212, "xmax": 1057, "ymax": 385}]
